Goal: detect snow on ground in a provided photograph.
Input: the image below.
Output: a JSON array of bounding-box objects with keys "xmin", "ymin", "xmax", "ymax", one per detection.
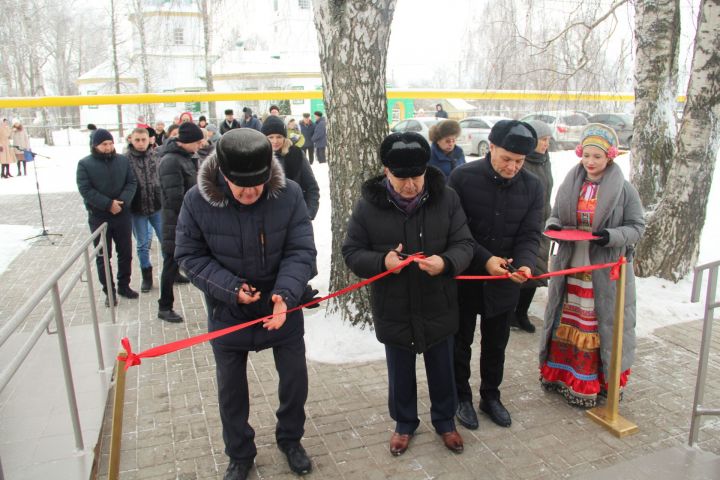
[{"xmin": 0, "ymin": 138, "xmax": 718, "ymax": 362}]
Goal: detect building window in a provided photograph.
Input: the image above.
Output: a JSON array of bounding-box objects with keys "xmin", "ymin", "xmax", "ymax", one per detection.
[
  {"xmin": 291, "ymin": 85, "xmax": 304, "ymax": 105},
  {"xmin": 173, "ymin": 28, "xmax": 184, "ymax": 45},
  {"xmin": 87, "ymin": 90, "xmax": 98, "ymax": 109},
  {"xmin": 273, "ymin": 0, "xmax": 278, "ymax": 11},
  {"xmin": 298, "ymin": 0, "xmax": 310, "ymax": 8},
  {"xmin": 163, "ymin": 89, "xmax": 176, "ymax": 108}
]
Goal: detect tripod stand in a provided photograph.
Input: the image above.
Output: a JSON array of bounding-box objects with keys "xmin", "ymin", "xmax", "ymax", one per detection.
[{"xmin": 16, "ymin": 146, "xmax": 63, "ymax": 244}]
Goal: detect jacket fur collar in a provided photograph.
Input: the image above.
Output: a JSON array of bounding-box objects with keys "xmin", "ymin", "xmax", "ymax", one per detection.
[
  {"xmin": 360, "ymin": 165, "xmax": 446, "ymax": 208},
  {"xmin": 197, "ymin": 153, "xmax": 286, "ymax": 208}
]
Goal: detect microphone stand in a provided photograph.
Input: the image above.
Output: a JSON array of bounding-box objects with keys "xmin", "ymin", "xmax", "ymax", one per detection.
[{"xmin": 16, "ymin": 146, "xmax": 63, "ymax": 244}]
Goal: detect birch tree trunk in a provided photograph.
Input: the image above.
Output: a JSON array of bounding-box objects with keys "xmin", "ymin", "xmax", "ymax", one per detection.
[
  {"xmin": 630, "ymin": 0, "xmax": 681, "ymax": 210},
  {"xmin": 635, "ymin": 0, "xmax": 720, "ymax": 280},
  {"xmin": 312, "ymin": 0, "xmax": 397, "ymax": 326},
  {"xmin": 132, "ymin": 0, "xmax": 153, "ymax": 119}
]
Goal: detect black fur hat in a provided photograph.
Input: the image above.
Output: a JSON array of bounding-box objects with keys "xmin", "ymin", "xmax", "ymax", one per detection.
[
  {"xmin": 380, "ymin": 132, "xmax": 430, "ymax": 178},
  {"xmin": 216, "ymin": 129, "xmax": 273, "ymax": 187},
  {"xmin": 488, "ymin": 120, "xmax": 538, "ymax": 155}
]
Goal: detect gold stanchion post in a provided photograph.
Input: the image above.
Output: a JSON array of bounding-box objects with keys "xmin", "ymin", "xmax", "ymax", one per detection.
[
  {"xmin": 108, "ymin": 353, "xmax": 128, "ymax": 480},
  {"xmin": 586, "ymin": 259, "xmax": 639, "ymax": 437}
]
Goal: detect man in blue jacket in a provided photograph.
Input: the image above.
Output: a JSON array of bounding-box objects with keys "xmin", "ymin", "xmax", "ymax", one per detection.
[
  {"xmin": 175, "ymin": 129, "xmax": 317, "ymax": 480},
  {"xmin": 76, "ymin": 129, "xmax": 138, "ymax": 306}
]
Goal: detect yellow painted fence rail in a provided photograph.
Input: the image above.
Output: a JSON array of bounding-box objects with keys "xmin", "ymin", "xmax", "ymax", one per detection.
[{"xmin": 0, "ymin": 89, "xmax": 687, "ymax": 109}]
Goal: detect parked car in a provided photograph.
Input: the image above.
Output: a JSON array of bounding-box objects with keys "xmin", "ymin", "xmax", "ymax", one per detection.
[
  {"xmin": 587, "ymin": 113, "xmax": 634, "ymax": 148},
  {"xmin": 457, "ymin": 116, "xmax": 508, "ymax": 156},
  {"xmin": 520, "ymin": 111, "xmax": 588, "ymax": 150},
  {"xmin": 390, "ymin": 117, "xmax": 444, "ymax": 141}
]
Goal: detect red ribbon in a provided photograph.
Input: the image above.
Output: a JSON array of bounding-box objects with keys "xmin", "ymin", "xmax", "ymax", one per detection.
[
  {"xmin": 118, "ymin": 253, "xmax": 424, "ymax": 370},
  {"xmin": 118, "ymin": 255, "xmax": 626, "ymax": 370}
]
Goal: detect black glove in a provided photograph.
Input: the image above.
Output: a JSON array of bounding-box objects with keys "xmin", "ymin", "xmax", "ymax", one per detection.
[
  {"xmin": 300, "ymin": 285, "xmax": 321, "ymax": 309},
  {"xmin": 547, "ymin": 224, "xmax": 562, "ymax": 231},
  {"xmin": 591, "ymin": 230, "xmax": 610, "ymax": 246}
]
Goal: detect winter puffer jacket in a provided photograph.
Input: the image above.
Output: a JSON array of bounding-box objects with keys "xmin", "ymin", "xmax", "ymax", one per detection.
[
  {"xmin": 448, "ymin": 155, "xmax": 544, "ymax": 316},
  {"xmin": 126, "ymin": 145, "xmax": 162, "ymax": 216},
  {"xmin": 175, "ymin": 155, "xmax": 317, "ymax": 350},
  {"xmin": 76, "ymin": 151, "xmax": 137, "ymax": 218},
  {"xmin": 275, "ymin": 141, "xmax": 320, "ymax": 219},
  {"xmin": 343, "ymin": 166, "xmax": 474, "ymax": 353},
  {"xmin": 521, "ymin": 150, "xmax": 553, "ymax": 287},
  {"xmin": 158, "ymin": 138, "xmax": 198, "ymax": 255}
]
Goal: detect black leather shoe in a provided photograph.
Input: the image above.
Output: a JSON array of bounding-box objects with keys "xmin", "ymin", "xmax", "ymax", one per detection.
[
  {"xmin": 158, "ymin": 309, "xmax": 184, "ymax": 323},
  {"xmin": 510, "ymin": 312, "xmax": 536, "ymax": 333},
  {"xmin": 279, "ymin": 443, "xmax": 312, "ymax": 475},
  {"xmin": 224, "ymin": 458, "xmax": 253, "ymax": 480},
  {"xmin": 104, "ymin": 295, "xmax": 118, "ymax": 307},
  {"xmin": 456, "ymin": 400, "xmax": 479, "ymax": 430},
  {"xmin": 118, "ymin": 286, "xmax": 139, "ymax": 299},
  {"xmin": 175, "ymin": 272, "xmax": 190, "ymax": 284},
  {"xmin": 480, "ymin": 398, "xmax": 512, "ymax": 427}
]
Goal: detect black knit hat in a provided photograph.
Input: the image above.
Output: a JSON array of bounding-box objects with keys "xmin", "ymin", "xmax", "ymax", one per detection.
[
  {"xmin": 224, "ymin": 109, "xmax": 234, "ymax": 115},
  {"xmin": 216, "ymin": 129, "xmax": 273, "ymax": 187},
  {"xmin": 488, "ymin": 120, "xmax": 537, "ymax": 155},
  {"xmin": 380, "ymin": 132, "xmax": 430, "ymax": 178},
  {"xmin": 92, "ymin": 128, "xmax": 114, "ymax": 147},
  {"xmin": 260, "ymin": 116, "xmax": 287, "ymax": 137},
  {"xmin": 177, "ymin": 122, "xmax": 204, "ymax": 144}
]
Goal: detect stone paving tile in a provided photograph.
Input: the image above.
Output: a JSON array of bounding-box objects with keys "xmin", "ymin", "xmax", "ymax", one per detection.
[{"xmin": 3, "ymin": 190, "xmax": 720, "ymax": 479}]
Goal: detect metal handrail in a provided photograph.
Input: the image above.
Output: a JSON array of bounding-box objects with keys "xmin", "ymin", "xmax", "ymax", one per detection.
[
  {"xmin": 689, "ymin": 259, "xmax": 720, "ymax": 446},
  {"xmin": 0, "ymin": 223, "xmax": 114, "ymax": 479}
]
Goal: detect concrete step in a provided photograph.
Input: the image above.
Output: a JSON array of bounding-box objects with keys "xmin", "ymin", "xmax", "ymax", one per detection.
[{"xmin": 576, "ymin": 445, "xmax": 720, "ymax": 480}]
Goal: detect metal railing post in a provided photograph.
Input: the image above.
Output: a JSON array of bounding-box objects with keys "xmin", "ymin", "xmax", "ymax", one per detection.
[
  {"xmin": 100, "ymin": 227, "xmax": 117, "ymax": 324},
  {"xmin": 108, "ymin": 354, "xmax": 128, "ymax": 480},
  {"xmin": 689, "ymin": 264, "xmax": 719, "ymax": 446},
  {"xmin": 51, "ymin": 283, "xmax": 84, "ymax": 451},
  {"xmin": 84, "ymin": 249, "xmax": 105, "ymax": 371}
]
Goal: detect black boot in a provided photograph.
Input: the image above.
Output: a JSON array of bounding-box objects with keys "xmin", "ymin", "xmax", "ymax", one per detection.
[
  {"xmin": 510, "ymin": 311, "xmax": 536, "ymax": 333},
  {"xmin": 118, "ymin": 285, "xmax": 139, "ymax": 299},
  {"xmin": 175, "ymin": 272, "xmax": 190, "ymax": 284},
  {"xmin": 158, "ymin": 309, "xmax": 183, "ymax": 323},
  {"xmin": 141, "ymin": 267, "xmax": 153, "ymax": 293}
]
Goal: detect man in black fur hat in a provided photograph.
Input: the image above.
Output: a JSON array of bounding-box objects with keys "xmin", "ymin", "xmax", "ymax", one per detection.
[
  {"xmin": 448, "ymin": 120, "xmax": 544, "ymax": 430},
  {"xmin": 175, "ymin": 128, "xmax": 317, "ymax": 480}
]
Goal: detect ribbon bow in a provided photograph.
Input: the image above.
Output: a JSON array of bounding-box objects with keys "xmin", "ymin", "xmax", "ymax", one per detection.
[{"xmin": 119, "ymin": 337, "xmax": 142, "ymax": 370}]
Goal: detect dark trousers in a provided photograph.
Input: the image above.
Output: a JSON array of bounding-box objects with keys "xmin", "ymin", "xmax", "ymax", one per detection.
[
  {"xmin": 158, "ymin": 251, "xmax": 178, "ymax": 310},
  {"xmin": 516, "ymin": 287, "xmax": 536, "ymax": 315},
  {"xmin": 89, "ymin": 212, "xmax": 133, "ymax": 294},
  {"xmin": 454, "ymin": 281, "xmax": 511, "ymax": 402},
  {"xmin": 315, "ymin": 147, "xmax": 326, "ymax": 164},
  {"xmin": 386, "ymin": 336, "xmax": 457, "ymax": 435},
  {"xmin": 16, "ymin": 160, "xmax": 26, "ymax": 175},
  {"xmin": 303, "ymin": 146, "xmax": 314, "ymax": 164},
  {"xmin": 212, "ymin": 337, "xmax": 308, "ymax": 461}
]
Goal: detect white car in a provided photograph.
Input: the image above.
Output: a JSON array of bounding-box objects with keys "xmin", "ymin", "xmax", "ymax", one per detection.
[
  {"xmin": 520, "ymin": 111, "xmax": 588, "ymax": 150},
  {"xmin": 457, "ymin": 116, "xmax": 508, "ymax": 156},
  {"xmin": 390, "ymin": 117, "xmax": 444, "ymax": 141}
]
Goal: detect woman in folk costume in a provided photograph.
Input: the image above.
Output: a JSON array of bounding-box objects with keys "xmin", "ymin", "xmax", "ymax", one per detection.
[{"xmin": 539, "ymin": 123, "xmax": 645, "ymax": 408}]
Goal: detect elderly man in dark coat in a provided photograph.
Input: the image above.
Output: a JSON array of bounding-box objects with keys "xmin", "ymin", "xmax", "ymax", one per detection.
[
  {"xmin": 448, "ymin": 120, "xmax": 544, "ymax": 429},
  {"xmin": 175, "ymin": 129, "xmax": 317, "ymax": 480},
  {"xmin": 343, "ymin": 132, "xmax": 474, "ymax": 456}
]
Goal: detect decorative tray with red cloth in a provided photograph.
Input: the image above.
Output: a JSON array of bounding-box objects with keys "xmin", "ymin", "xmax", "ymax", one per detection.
[{"xmin": 543, "ymin": 229, "xmax": 600, "ymax": 241}]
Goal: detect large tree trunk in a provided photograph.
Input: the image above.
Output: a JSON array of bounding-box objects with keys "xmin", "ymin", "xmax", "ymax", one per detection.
[
  {"xmin": 635, "ymin": 0, "xmax": 720, "ymax": 280},
  {"xmin": 312, "ymin": 0, "xmax": 397, "ymax": 326},
  {"xmin": 132, "ymin": 0, "xmax": 153, "ymax": 119},
  {"xmin": 630, "ymin": 0, "xmax": 681, "ymax": 210}
]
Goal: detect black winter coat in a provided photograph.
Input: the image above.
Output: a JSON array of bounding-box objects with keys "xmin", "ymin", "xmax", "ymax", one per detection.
[
  {"xmin": 219, "ymin": 119, "xmax": 240, "ymax": 135},
  {"xmin": 175, "ymin": 155, "xmax": 317, "ymax": 350},
  {"xmin": 522, "ymin": 150, "xmax": 553, "ymax": 287},
  {"xmin": 448, "ymin": 156, "xmax": 544, "ymax": 316},
  {"xmin": 76, "ymin": 151, "xmax": 137, "ymax": 218},
  {"xmin": 275, "ymin": 143, "xmax": 320, "ymax": 219},
  {"xmin": 158, "ymin": 138, "xmax": 198, "ymax": 255},
  {"xmin": 311, "ymin": 117, "xmax": 327, "ymax": 148},
  {"xmin": 343, "ymin": 167, "xmax": 474, "ymax": 353},
  {"xmin": 299, "ymin": 120, "xmax": 315, "ymax": 148},
  {"xmin": 126, "ymin": 145, "xmax": 162, "ymax": 216}
]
